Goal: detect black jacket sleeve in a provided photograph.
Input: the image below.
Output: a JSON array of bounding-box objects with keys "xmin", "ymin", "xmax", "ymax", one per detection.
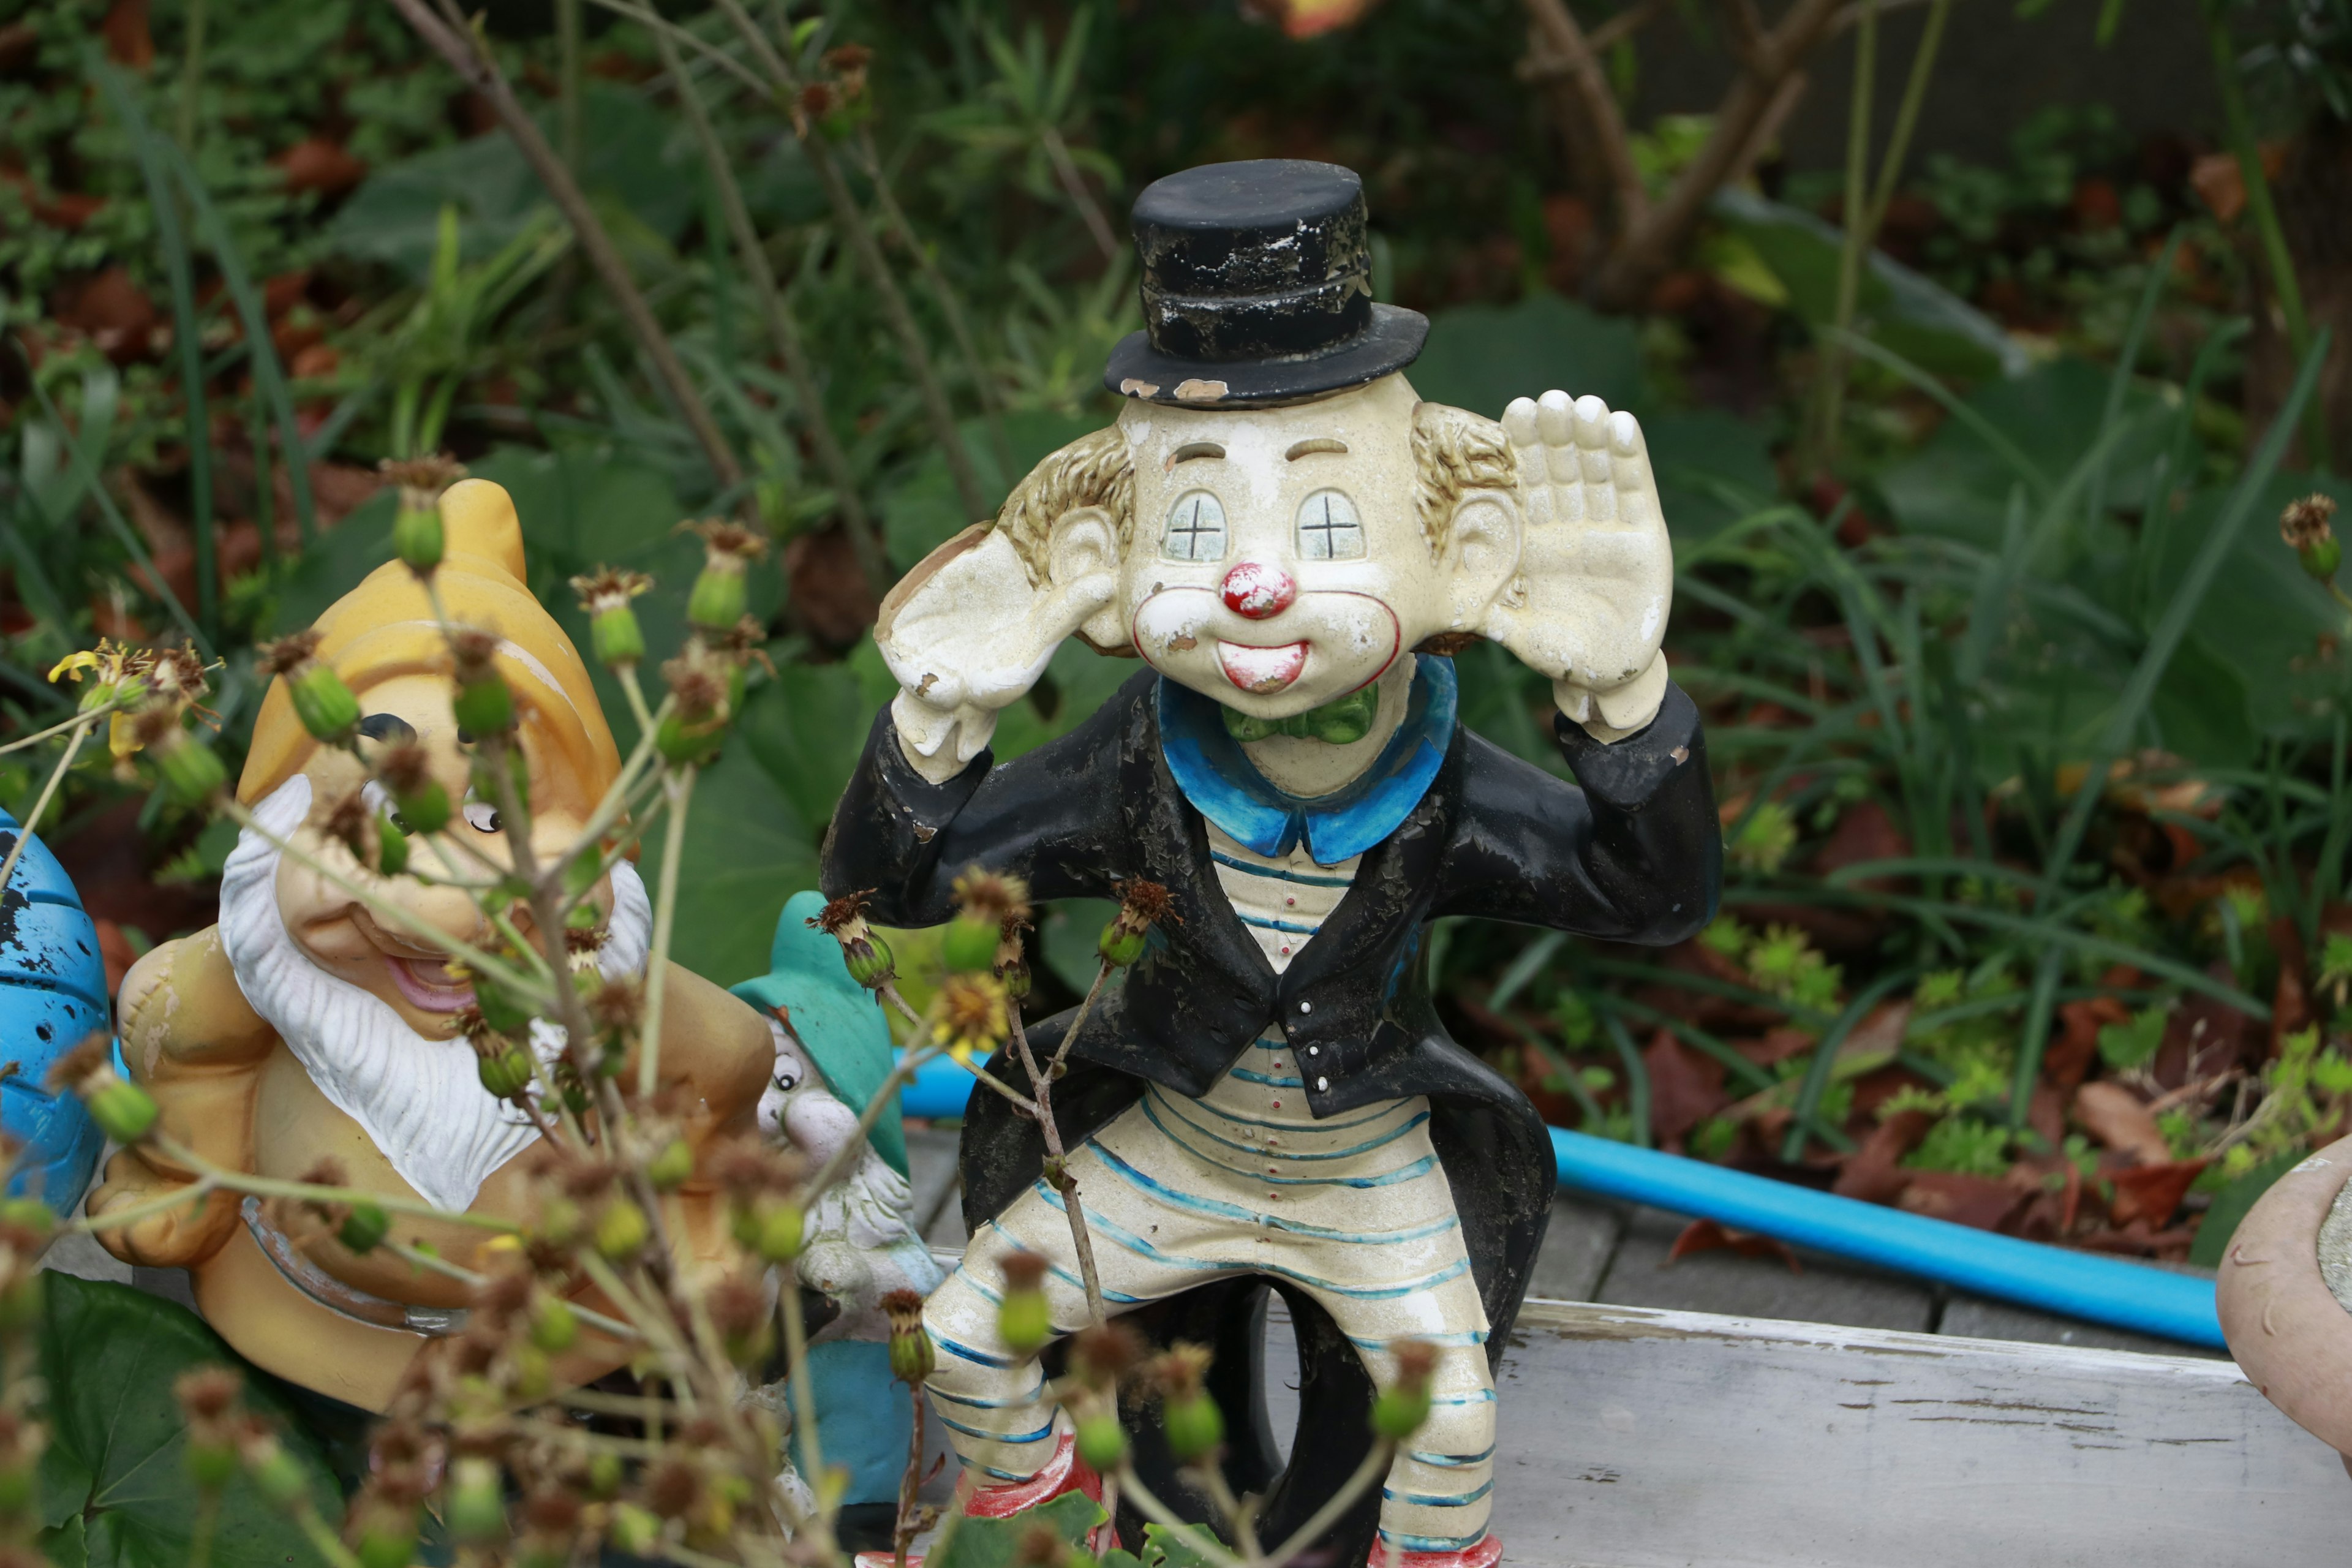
[
  {"xmin": 1431, "ymin": 679, "xmax": 1720, "ymax": 944},
  {"xmin": 818, "ymin": 679, "xmax": 1144, "ymax": 927}
]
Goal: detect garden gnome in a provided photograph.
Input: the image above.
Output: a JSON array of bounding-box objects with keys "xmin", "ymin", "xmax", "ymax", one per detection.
[
  {"xmin": 87, "ymin": 480, "xmax": 772, "ymax": 1412},
  {"xmin": 826, "ymin": 159, "xmax": 1721, "ymax": 1566},
  {"xmin": 733, "ymin": 891, "xmax": 944, "ymax": 1552}
]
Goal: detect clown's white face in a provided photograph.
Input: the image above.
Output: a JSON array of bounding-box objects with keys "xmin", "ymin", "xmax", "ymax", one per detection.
[{"xmin": 1104, "ymin": 374, "xmax": 1517, "ymax": 720}]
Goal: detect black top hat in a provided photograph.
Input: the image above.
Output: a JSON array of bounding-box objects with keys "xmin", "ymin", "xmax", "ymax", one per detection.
[{"xmin": 1102, "ymin": 159, "xmax": 1428, "ymax": 409}]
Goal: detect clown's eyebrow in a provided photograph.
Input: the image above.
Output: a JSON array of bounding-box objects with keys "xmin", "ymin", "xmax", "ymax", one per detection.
[
  {"xmin": 358, "ymin": 713, "xmax": 417, "ymax": 745},
  {"xmin": 1167, "ymin": 442, "xmax": 1225, "ymax": 469},
  {"xmin": 1286, "ymin": 437, "xmax": 1348, "ymax": 459}
]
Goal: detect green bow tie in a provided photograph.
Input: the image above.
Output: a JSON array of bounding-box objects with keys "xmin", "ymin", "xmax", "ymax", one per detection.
[{"xmin": 1220, "ymin": 685, "xmax": 1381, "ymax": 746}]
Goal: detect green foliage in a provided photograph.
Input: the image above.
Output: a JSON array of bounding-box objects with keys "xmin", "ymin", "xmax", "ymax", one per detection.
[
  {"xmin": 2096, "ymin": 1005, "xmax": 2168, "ymax": 1072},
  {"xmin": 930, "ymin": 1492, "xmax": 1104, "ymax": 1568},
  {"xmin": 1903, "ymin": 1114, "xmax": 2013, "ymax": 1177},
  {"xmin": 1409, "ymin": 293, "xmax": 1643, "ymax": 418},
  {"xmin": 36, "ymin": 1273, "xmax": 339, "ymax": 1568},
  {"xmin": 1728, "ymin": 799, "xmax": 1799, "ymax": 872}
]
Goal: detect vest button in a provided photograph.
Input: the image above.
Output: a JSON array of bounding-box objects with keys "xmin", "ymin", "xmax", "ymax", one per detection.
[
  {"xmin": 1298, "ymin": 1001, "xmax": 1312, "ymax": 1014},
  {"xmin": 1316, "ymin": 1076, "xmax": 1329, "ymax": 1091}
]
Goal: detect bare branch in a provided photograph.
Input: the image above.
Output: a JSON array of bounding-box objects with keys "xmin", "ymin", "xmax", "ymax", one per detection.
[
  {"xmin": 1520, "ymin": 0, "xmax": 1649, "ymax": 233},
  {"xmin": 385, "ymin": 0, "xmax": 746, "ymax": 494}
]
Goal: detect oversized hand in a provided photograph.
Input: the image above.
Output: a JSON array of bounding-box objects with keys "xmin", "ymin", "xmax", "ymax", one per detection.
[
  {"xmin": 1492, "ymin": 390, "xmax": 1675, "ymax": 739},
  {"xmin": 876, "ymin": 524, "xmax": 1115, "ymax": 777}
]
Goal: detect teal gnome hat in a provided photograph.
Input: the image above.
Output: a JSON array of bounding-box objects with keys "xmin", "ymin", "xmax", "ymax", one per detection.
[{"xmin": 730, "ymin": 891, "xmax": 908, "ymax": 1178}]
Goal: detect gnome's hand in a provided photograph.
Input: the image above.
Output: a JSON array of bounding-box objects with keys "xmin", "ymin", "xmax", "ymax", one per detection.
[
  {"xmin": 878, "ymin": 522, "xmax": 1117, "ymax": 782},
  {"xmin": 1490, "ymin": 391, "xmax": 1675, "ymax": 742}
]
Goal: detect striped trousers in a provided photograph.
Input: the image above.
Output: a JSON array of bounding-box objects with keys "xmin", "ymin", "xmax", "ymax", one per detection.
[{"xmin": 923, "ymin": 1036, "xmax": 1498, "ymax": 1558}]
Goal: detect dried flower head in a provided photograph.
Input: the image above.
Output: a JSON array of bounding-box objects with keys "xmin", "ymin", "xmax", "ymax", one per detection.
[
  {"xmin": 372, "ymin": 740, "xmax": 434, "ymax": 795},
  {"xmin": 471, "ymin": 1265, "xmax": 533, "ymax": 1321},
  {"xmin": 646, "ymin": 1457, "xmax": 701, "ymax": 1519},
  {"xmin": 1152, "ymin": 1341, "xmax": 1214, "ymax": 1401},
  {"xmin": 663, "ymin": 654, "xmax": 726, "ymax": 718},
  {"xmin": 932, "ymin": 972, "xmax": 1011, "ymax": 1062},
  {"xmin": 570, "ymin": 566, "xmax": 654, "ymax": 616},
  {"xmin": 1390, "ymin": 1338, "xmax": 1439, "ymax": 1393},
  {"xmin": 1071, "ymin": 1321, "xmax": 1142, "ymax": 1389},
  {"xmin": 256, "ymin": 628, "xmax": 325, "ymax": 678},
  {"xmin": 880, "ymin": 1288, "xmax": 927, "ymax": 1332},
  {"xmin": 713, "ymin": 614, "xmax": 774, "ymax": 663},
  {"xmin": 1111, "ymin": 878, "xmax": 1178, "ymax": 933},
  {"xmin": 146, "ymin": 646, "xmax": 210, "ymax": 703},
  {"xmin": 952, "ymin": 866, "xmax": 1033, "ymax": 929},
  {"xmin": 795, "ymin": 81, "xmax": 839, "ymax": 127},
  {"xmin": 999, "ymin": 1250, "xmax": 1049, "ymax": 1292},
  {"xmin": 175, "ymin": 1366, "xmax": 243, "ymax": 1423},
  {"xmin": 522, "ymin": 1486, "xmax": 584, "ymax": 1536},
  {"xmin": 823, "ymin": 42, "xmax": 873, "ymax": 72},
  {"xmin": 322, "ymin": 790, "xmax": 373, "ymax": 863},
  {"xmin": 447, "ymin": 625, "xmax": 500, "ymax": 682},
  {"xmin": 45, "ymin": 1032, "xmax": 115, "ymax": 1094},
  {"xmin": 687, "ymin": 518, "xmax": 771, "ymax": 565},
  {"xmin": 811, "ymin": 890, "xmax": 875, "ymax": 941},
  {"xmin": 2283, "ymin": 493, "xmax": 2337, "ymax": 549},
  {"xmin": 378, "ymin": 454, "xmax": 467, "ymax": 503}
]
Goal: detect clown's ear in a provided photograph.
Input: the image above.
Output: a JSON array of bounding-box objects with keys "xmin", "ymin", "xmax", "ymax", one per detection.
[
  {"xmin": 1047, "ymin": 508, "xmax": 1131, "ymax": 655},
  {"xmin": 1480, "ymin": 390, "xmax": 1674, "ymax": 714},
  {"xmin": 436, "ymin": 479, "xmax": 529, "ymax": 582}
]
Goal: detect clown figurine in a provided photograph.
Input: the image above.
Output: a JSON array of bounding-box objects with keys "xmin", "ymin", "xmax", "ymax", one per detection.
[
  {"xmin": 733, "ymin": 892, "xmax": 944, "ymax": 1552},
  {"xmin": 825, "ymin": 160, "xmax": 1721, "ymax": 1566},
  {"xmin": 88, "ymin": 481, "xmax": 773, "ymax": 1412}
]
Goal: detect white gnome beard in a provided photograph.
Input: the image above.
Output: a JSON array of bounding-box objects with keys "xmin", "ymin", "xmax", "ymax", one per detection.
[{"xmin": 220, "ymin": 776, "xmax": 653, "ymax": 1213}]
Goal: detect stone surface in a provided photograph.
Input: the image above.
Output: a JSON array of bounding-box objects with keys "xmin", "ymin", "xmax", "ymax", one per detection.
[
  {"xmin": 1589, "ymin": 1204, "xmax": 1937, "ymax": 1332},
  {"xmin": 1937, "ymin": 1293, "xmax": 2223, "ymax": 1359},
  {"xmin": 1527, "ymin": 1191, "xmax": 1625, "ymax": 1303},
  {"xmin": 907, "ymin": 1122, "xmax": 968, "ymax": 1250}
]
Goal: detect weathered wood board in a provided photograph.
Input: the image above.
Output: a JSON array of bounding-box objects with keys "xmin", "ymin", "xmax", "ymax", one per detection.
[{"xmin": 1264, "ymin": 1297, "xmax": 2345, "ymax": 1567}]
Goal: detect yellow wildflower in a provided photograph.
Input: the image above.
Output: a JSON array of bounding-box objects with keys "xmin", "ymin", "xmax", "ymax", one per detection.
[{"xmin": 932, "ymin": 973, "xmax": 1011, "ymax": 1066}]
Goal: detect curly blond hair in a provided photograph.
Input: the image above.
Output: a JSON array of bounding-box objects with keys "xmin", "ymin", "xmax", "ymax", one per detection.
[{"xmin": 990, "ymin": 401, "xmax": 1516, "ymax": 578}]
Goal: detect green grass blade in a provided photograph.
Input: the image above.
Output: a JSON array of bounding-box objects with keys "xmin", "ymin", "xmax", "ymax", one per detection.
[
  {"xmin": 91, "ymin": 60, "xmax": 214, "ymax": 638},
  {"xmin": 1599, "ymin": 1010, "xmax": 1653, "ymax": 1150},
  {"xmin": 1781, "ymin": 966, "xmax": 1915, "ymax": 1162},
  {"xmin": 1825, "ymin": 326, "xmax": 2050, "ymax": 496}
]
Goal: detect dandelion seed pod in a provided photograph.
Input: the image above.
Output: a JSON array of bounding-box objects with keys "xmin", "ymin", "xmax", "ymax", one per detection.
[
  {"xmin": 85, "ymin": 1080, "xmax": 158, "ymax": 1144},
  {"xmin": 392, "ymin": 778, "xmax": 451, "ymax": 836},
  {"xmin": 842, "ymin": 932, "xmax": 896, "ymax": 989},
  {"xmin": 1075, "ymin": 1412, "xmax": 1127, "ymax": 1471},
  {"xmin": 356, "ymin": 1517, "xmax": 419, "ymax": 1568},
  {"xmin": 1097, "ymin": 921, "xmax": 1147, "ymax": 968},
  {"xmin": 447, "ymin": 1457, "xmax": 508, "ymax": 1545},
  {"xmin": 393, "ymin": 500, "xmax": 445, "ymax": 574},
  {"xmin": 477, "ymin": 1046, "xmax": 535, "ymax": 1101},
  {"xmin": 586, "ymin": 1452, "xmax": 623, "ymax": 1499},
  {"xmin": 889, "ymin": 1322, "xmax": 936, "ymax": 1385},
  {"xmin": 183, "ymin": 1439, "xmax": 238, "ymax": 1491},
  {"xmin": 246, "ymin": 1442, "xmax": 311, "ymax": 1508},
  {"xmin": 756, "ymin": 1202, "xmax": 805, "ymax": 1264},
  {"xmin": 1370, "ymin": 1382, "xmax": 1433, "ymax": 1442},
  {"xmin": 1163, "ymin": 1390, "xmax": 1225, "ymax": 1462},
  {"xmin": 452, "ymin": 671, "xmax": 514, "ymax": 737},
  {"xmin": 375, "ymin": 818, "xmax": 410, "ymax": 877},
  {"xmin": 529, "ymin": 1295, "xmax": 579, "ymax": 1354},
  {"xmin": 941, "ymin": 913, "xmax": 1000, "ymax": 973},
  {"xmin": 996, "ymin": 1287, "xmax": 1052, "ymax": 1355},
  {"xmin": 610, "ymin": 1502, "xmax": 661, "ymax": 1556},
  {"xmin": 290, "ymin": 663, "xmax": 361, "ymax": 744},
  {"xmin": 153, "ymin": 733, "xmax": 228, "ymax": 806},
  {"xmin": 508, "ymin": 1343, "xmax": 553, "ymax": 1401},
  {"xmin": 2304, "ymin": 536, "xmax": 2343, "ymax": 581},
  {"xmin": 654, "ymin": 711, "xmax": 724, "ymax": 767},
  {"xmin": 591, "ymin": 603, "xmax": 646, "ymax": 668},
  {"xmin": 646, "ymin": 1137, "xmax": 694, "ymax": 1190},
  {"xmin": 687, "ymin": 562, "xmax": 747, "ymax": 633},
  {"xmin": 337, "ymin": 1201, "xmax": 390, "ymax": 1255},
  {"xmin": 594, "ymin": 1199, "xmax": 651, "ymax": 1262}
]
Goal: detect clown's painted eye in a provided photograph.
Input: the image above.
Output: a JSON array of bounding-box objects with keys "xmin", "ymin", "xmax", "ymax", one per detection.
[
  {"xmin": 1295, "ymin": 490, "xmax": 1364, "ymax": 560},
  {"xmin": 1161, "ymin": 491, "xmax": 1227, "ymax": 562},
  {"xmin": 462, "ymin": 799, "xmax": 503, "ymax": 834}
]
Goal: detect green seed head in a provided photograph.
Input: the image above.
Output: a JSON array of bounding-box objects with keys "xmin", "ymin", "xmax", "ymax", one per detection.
[
  {"xmin": 184, "ymin": 1439, "xmax": 239, "ymax": 1492},
  {"xmin": 337, "ymin": 1201, "xmax": 391, "ymax": 1255},
  {"xmin": 756, "ymin": 1202, "xmax": 805, "ymax": 1264},
  {"xmin": 2304, "ymin": 536, "xmax": 2343, "ymax": 582},
  {"xmin": 1075, "ymin": 1411, "xmax": 1127, "ymax": 1471},
  {"xmin": 591, "ymin": 603, "xmax": 646, "ymax": 669},
  {"xmin": 594, "ymin": 1199, "xmax": 650, "ymax": 1263},
  {"xmin": 646, "ymin": 1137, "xmax": 694, "ymax": 1191},
  {"xmin": 452, "ymin": 675, "xmax": 514, "ymax": 738},
  {"xmin": 1162, "ymin": 1390, "xmax": 1226, "ymax": 1463},
  {"xmin": 290, "ymin": 662, "xmax": 361, "ymax": 744},
  {"xmin": 996, "ymin": 1287, "xmax": 1052, "ymax": 1357},
  {"xmin": 530, "ymin": 1294, "xmax": 580, "ymax": 1354},
  {"xmin": 941, "ymin": 913, "xmax": 1001, "ymax": 974},
  {"xmin": 154, "ymin": 733, "xmax": 228, "ymax": 807},
  {"xmin": 477, "ymin": 1046, "xmax": 535, "ymax": 1101},
  {"xmin": 87, "ymin": 1079, "xmax": 159, "ymax": 1144},
  {"xmin": 246, "ymin": 1441, "xmax": 311, "ymax": 1508},
  {"xmin": 1098, "ymin": 922, "xmax": 1147, "ymax": 968},
  {"xmin": 375, "ymin": 816, "xmax": 410, "ymax": 877},
  {"xmin": 447, "ymin": 1457, "xmax": 507, "ymax": 1545},
  {"xmin": 393, "ymin": 499, "xmax": 446, "ymax": 575}
]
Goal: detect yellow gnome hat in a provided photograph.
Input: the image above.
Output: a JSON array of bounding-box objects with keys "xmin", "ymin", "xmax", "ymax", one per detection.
[{"xmin": 238, "ymin": 479, "xmax": 622, "ymax": 809}]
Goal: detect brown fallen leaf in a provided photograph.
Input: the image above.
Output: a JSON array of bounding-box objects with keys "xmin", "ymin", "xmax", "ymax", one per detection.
[
  {"xmin": 1643, "ymin": 1027, "xmax": 1727, "ymax": 1147},
  {"xmin": 2046, "ymin": 995, "xmax": 2129, "ymax": 1093},
  {"xmin": 1832, "ymin": 1107, "xmax": 1932, "ymax": 1205},
  {"xmin": 276, "ymin": 137, "xmax": 368, "ymax": 198},
  {"xmin": 1665, "ymin": 1218, "xmax": 1801, "ymax": 1274},
  {"xmin": 2071, "ymin": 1080, "xmax": 2171, "ymax": 1167},
  {"xmin": 2109, "ymin": 1158, "xmax": 2210, "ymax": 1229},
  {"xmin": 1898, "ymin": 1172, "xmax": 2030, "ymax": 1232}
]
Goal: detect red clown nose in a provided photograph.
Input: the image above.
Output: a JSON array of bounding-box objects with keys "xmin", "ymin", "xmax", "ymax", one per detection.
[{"xmin": 1221, "ymin": 561, "xmax": 1296, "ymax": 620}]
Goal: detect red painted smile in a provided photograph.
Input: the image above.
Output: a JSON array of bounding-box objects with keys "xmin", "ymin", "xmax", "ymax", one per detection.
[{"xmin": 1218, "ymin": 640, "xmax": 1308, "ymax": 694}]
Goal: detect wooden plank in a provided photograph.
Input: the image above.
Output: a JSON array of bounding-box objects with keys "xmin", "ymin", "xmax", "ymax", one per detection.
[{"xmin": 1281, "ymin": 1297, "xmax": 2342, "ymax": 1567}]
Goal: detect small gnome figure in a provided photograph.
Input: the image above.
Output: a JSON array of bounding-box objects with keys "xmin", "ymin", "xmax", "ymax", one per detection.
[{"xmin": 733, "ymin": 891, "xmax": 943, "ymax": 1551}]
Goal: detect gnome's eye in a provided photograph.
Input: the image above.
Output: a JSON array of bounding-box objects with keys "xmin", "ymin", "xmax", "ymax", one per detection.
[
  {"xmin": 462, "ymin": 800, "xmax": 503, "ymax": 834},
  {"xmin": 773, "ymin": 1065, "xmax": 801, "ymax": 1093},
  {"xmin": 1161, "ymin": 491, "xmax": 1227, "ymax": 563},
  {"xmin": 1295, "ymin": 490, "xmax": 1365, "ymax": 560}
]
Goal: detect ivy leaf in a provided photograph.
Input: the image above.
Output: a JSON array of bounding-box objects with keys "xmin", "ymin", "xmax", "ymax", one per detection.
[
  {"xmin": 930, "ymin": 1491, "xmax": 1104, "ymax": 1568},
  {"xmin": 36, "ymin": 1273, "xmax": 340, "ymax": 1568},
  {"xmin": 1137, "ymin": 1520, "xmax": 1227, "ymax": 1568}
]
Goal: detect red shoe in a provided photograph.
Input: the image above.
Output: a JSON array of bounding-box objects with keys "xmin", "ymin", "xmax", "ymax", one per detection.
[
  {"xmin": 854, "ymin": 1434, "xmax": 1110, "ymax": 1568},
  {"xmin": 1368, "ymin": 1534, "xmax": 1503, "ymax": 1568}
]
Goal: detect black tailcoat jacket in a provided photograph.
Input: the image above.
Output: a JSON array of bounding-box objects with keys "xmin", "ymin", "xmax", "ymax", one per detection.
[{"xmin": 821, "ymin": 663, "xmax": 1720, "ymax": 1554}]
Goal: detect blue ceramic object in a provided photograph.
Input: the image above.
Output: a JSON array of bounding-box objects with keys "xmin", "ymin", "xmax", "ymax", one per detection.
[{"xmin": 0, "ymin": 809, "xmax": 107, "ymax": 1215}]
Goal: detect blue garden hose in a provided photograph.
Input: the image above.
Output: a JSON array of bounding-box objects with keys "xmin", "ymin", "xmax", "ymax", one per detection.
[{"xmin": 896, "ymin": 1054, "xmax": 2225, "ymax": 1349}]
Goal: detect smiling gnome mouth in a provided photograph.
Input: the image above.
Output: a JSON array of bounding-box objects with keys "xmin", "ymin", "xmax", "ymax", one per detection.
[
  {"xmin": 1217, "ymin": 640, "xmax": 1308, "ymax": 694},
  {"xmin": 387, "ymin": 956, "xmax": 475, "ymax": 1013}
]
